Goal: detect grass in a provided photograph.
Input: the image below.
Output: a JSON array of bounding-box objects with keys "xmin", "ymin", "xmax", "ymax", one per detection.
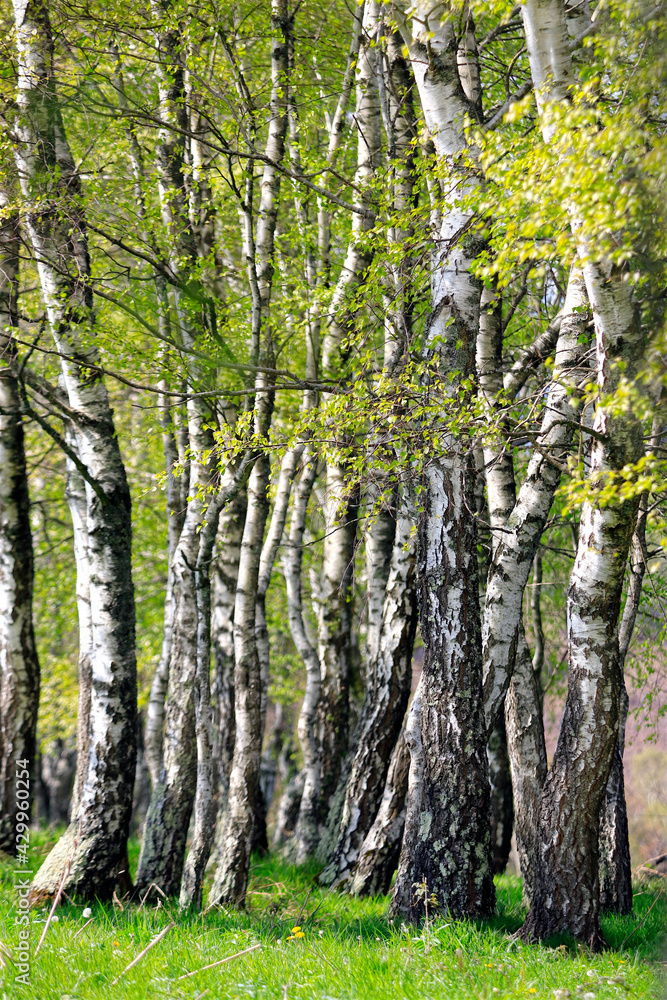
[{"xmin": 0, "ymin": 830, "xmax": 665, "ymax": 999}]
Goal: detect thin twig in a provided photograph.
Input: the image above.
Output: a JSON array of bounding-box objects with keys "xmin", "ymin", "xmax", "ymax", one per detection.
[
  {"xmin": 177, "ymin": 942, "xmax": 262, "ymax": 980},
  {"xmin": 71, "ymin": 917, "xmax": 93, "ymax": 940},
  {"xmin": 110, "ymin": 921, "xmax": 175, "ymax": 985},
  {"xmin": 138, "ymin": 881, "xmax": 167, "ymax": 911},
  {"xmin": 619, "ymin": 886, "xmax": 665, "ymax": 949}
]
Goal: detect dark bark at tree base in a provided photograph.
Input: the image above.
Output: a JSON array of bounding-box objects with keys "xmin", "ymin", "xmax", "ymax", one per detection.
[
  {"xmin": 29, "ymin": 821, "xmax": 133, "ymax": 906},
  {"xmin": 350, "ymin": 727, "xmax": 410, "ymax": 897},
  {"xmin": 488, "ymin": 716, "xmax": 514, "ymax": 876},
  {"xmin": 319, "ymin": 509, "xmax": 417, "ymax": 885},
  {"xmin": 598, "ymin": 745, "xmax": 632, "ymax": 915},
  {"xmin": 273, "ymin": 769, "xmax": 304, "ymax": 852}
]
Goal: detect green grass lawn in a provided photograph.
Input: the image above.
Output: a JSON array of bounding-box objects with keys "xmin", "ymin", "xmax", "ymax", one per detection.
[{"xmin": 0, "ymin": 830, "xmax": 665, "ymax": 999}]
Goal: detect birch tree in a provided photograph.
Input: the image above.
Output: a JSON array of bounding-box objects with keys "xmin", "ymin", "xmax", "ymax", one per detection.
[
  {"xmin": 518, "ymin": 0, "xmax": 646, "ymax": 946},
  {"xmin": 389, "ymin": 0, "xmax": 494, "ymax": 920},
  {"xmin": 210, "ymin": 0, "xmax": 292, "ymax": 907},
  {"xmin": 0, "ymin": 191, "xmax": 40, "ymax": 852},
  {"xmin": 14, "ymin": 0, "xmax": 138, "ymax": 902}
]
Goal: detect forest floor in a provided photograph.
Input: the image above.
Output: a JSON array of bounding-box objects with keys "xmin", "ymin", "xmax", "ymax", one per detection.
[{"xmin": 0, "ymin": 831, "xmax": 665, "ymax": 1000}]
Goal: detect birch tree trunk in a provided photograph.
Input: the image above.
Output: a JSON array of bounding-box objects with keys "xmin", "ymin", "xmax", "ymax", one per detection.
[
  {"xmin": 252, "ymin": 443, "xmax": 304, "ymax": 851},
  {"xmin": 210, "ymin": 0, "xmax": 290, "ymax": 907},
  {"xmin": 143, "ymin": 313, "xmax": 185, "ymax": 789},
  {"xmin": 483, "ymin": 266, "xmax": 590, "ymax": 732},
  {"xmin": 390, "ymin": 1, "xmax": 494, "ymax": 921},
  {"xmin": 477, "ymin": 282, "xmax": 515, "ymax": 875},
  {"xmin": 135, "ymin": 6, "xmax": 218, "ymax": 895},
  {"xmin": 482, "ymin": 266, "xmax": 588, "ymax": 901},
  {"xmin": 111, "ymin": 47, "xmax": 183, "ymax": 792},
  {"xmin": 320, "ymin": 505, "xmax": 417, "ymax": 886},
  {"xmin": 180, "ymin": 459, "xmax": 254, "ymax": 909},
  {"xmin": 210, "ymin": 490, "xmax": 246, "ymax": 858},
  {"xmin": 520, "ymin": 0, "xmax": 646, "ymax": 946},
  {"xmin": 318, "ymin": 25, "xmax": 418, "ymax": 876},
  {"xmin": 0, "ymin": 198, "xmax": 40, "ymax": 853},
  {"xmin": 283, "ymin": 452, "xmax": 321, "ymax": 861},
  {"xmin": 317, "ymin": 0, "xmax": 381, "ymax": 812},
  {"xmin": 389, "ymin": 682, "xmax": 425, "ymax": 918},
  {"xmin": 64, "ymin": 443, "xmax": 92, "ymax": 825},
  {"xmin": 14, "ymin": 0, "xmax": 137, "ymax": 903},
  {"xmin": 598, "ymin": 501, "xmax": 649, "ymax": 914},
  {"xmin": 350, "ymin": 724, "xmax": 410, "ymax": 897}
]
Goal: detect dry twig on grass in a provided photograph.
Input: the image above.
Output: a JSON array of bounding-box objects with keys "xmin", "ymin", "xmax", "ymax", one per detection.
[
  {"xmin": 177, "ymin": 941, "xmax": 262, "ymax": 980},
  {"xmin": 110, "ymin": 921, "xmax": 175, "ymax": 985}
]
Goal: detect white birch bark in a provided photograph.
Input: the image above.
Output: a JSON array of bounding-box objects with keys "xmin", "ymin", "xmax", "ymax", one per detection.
[
  {"xmin": 14, "ymin": 1, "xmax": 137, "ymax": 903},
  {"xmin": 319, "ymin": 25, "xmax": 418, "ymax": 876},
  {"xmin": 180, "ymin": 458, "xmax": 255, "ymax": 909},
  {"xmin": 389, "ymin": 681, "xmax": 424, "ymax": 917},
  {"xmin": 0, "ymin": 197, "xmax": 40, "ymax": 852},
  {"xmin": 483, "ymin": 267, "xmax": 589, "ymax": 730},
  {"xmin": 64, "ymin": 439, "xmax": 92, "ymax": 825},
  {"xmin": 209, "ymin": 490, "xmax": 246, "ymax": 860},
  {"xmin": 476, "ymin": 282, "xmax": 517, "ymax": 875},
  {"xmin": 598, "ymin": 497, "xmax": 648, "ymax": 914}
]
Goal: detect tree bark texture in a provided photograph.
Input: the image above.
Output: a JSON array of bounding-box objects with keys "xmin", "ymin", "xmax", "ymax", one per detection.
[
  {"xmin": 210, "ymin": 489, "xmax": 246, "ymax": 859},
  {"xmin": 389, "ymin": 682, "xmax": 425, "ymax": 918},
  {"xmin": 598, "ymin": 504, "xmax": 648, "ymax": 914},
  {"xmin": 135, "ymin": 5, "xmax": 219, "ymax": 895},
  {"xmin": 476, "ymin": 281, "xmax": 516, "ymax": 873},
  {"xmin": 391, "ymin": 2, "xmax": 494, "ymax": 921},
  {"xmin": 180, "ymin": 460, "xmax": 254, "ymax": 909},
  {"xmin": 64, "ymin": 444, "xmax": 92, "ymax": 825},
  {"xmin": 144, "ymin": 345, "xmax": 186, "ymax": 789},
  {"xmin": 487, "ymin": 716, "xmax": 514, "ymax": 876},
  {"xmin": 504, "ymin": 630, "xmax": 547, "ymax": 904},
  {"xmin": 15, "ymin": 0, "xmax": 137, "ymax": 903},
  {"xmin": 350, "ymin": 724, "xmax": 410, "ymax": 897},
  {"xmin": 320, "ymin": 504, "xmax": 417, "ymax": 886},
  {"xmin": 0, "ymin": 200, "xmax": 40, "ymax": 853}
]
